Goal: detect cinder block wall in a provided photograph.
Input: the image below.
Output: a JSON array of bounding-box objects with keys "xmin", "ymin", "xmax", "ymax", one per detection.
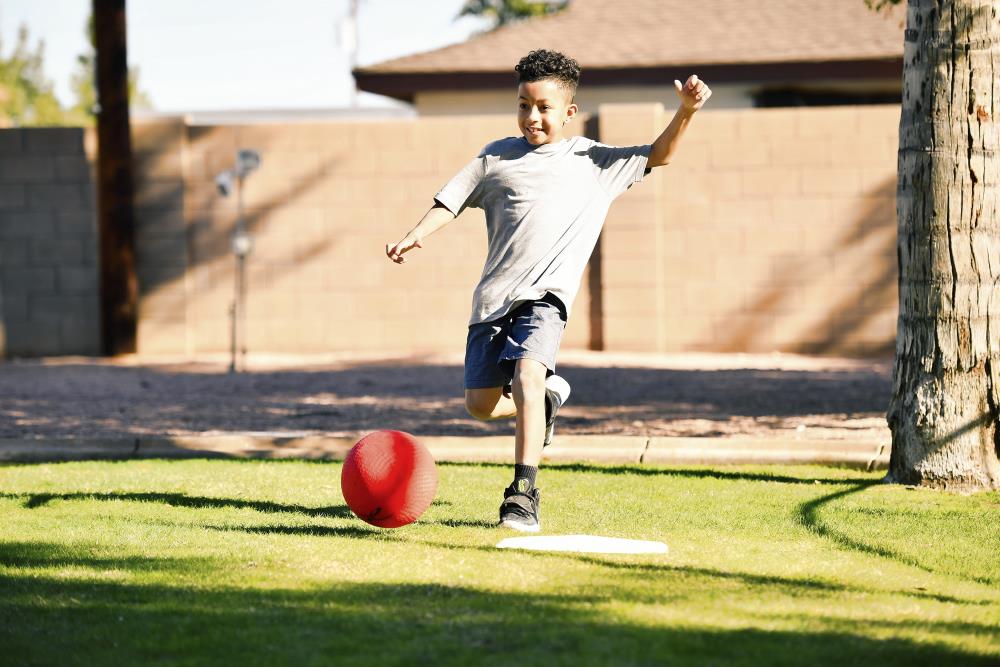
[
  {"xmin": 134, "ymin": 115, "xmax": 592, "ymax": 355},
  {"xmin": 0, "ymin": 128, "xmax": 100, "ymax": 355},
  {"xmin": 600, "ymin": 104, "xmax": 899, "ymax": 356},
  {"xmin": 5, "ymin": 106, "xmax": 899, "ymax": 358}
]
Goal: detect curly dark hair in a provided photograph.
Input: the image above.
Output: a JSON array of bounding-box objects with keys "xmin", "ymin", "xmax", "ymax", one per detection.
[{"xmin": 515, "ymin": 49, "xmax": 580, "ymax": 98}]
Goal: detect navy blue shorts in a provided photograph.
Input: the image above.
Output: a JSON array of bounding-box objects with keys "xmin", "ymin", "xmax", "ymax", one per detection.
[{"xmin": 464, "ymin": 293, "xmax": 568, "ymax": 390}]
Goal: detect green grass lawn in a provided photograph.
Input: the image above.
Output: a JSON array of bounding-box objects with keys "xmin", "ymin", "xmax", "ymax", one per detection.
[{"xmin": 1, "ymin": 459, "xmax": 998, "ymax": 666}]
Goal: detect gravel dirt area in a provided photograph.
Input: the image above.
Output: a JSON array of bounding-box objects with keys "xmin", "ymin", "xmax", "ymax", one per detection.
[{"xmin": 0, "ymin": 350, "xmax": 893, "ymax": 443}]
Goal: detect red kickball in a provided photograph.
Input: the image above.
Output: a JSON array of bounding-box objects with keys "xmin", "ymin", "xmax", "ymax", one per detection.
[{"xmin": 341, "ymin": 430, "xmax": 438, "ymax": 528}]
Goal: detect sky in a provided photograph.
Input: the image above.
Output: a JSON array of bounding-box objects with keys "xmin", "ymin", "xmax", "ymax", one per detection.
[{"xmin": 0, "ymin": 0, "xmax": 491, "ymax": 112}]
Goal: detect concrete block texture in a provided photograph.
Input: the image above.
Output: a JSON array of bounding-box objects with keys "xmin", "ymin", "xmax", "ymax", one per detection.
[
  {"xmin": 0, "ymin": 129, "xmax": 100, "ymax": 356},
  {"xmin": 0, "ymin": 184, "xmax": 26, "ymax": 210},
  {"xmin": 0, "ymin": 156, "xmax": 56, "ymax": 182},
  {"xmin": 644, "ymin": 104, "xmax": 898, "ymax": 355},
  {"xmin": 0, "ymin": 129, "xmax": 24, "ymax": 154},
  {"xmin": 27, "ymin": 184, "xmax": 90, "ymax": 210},
  {"xmin": 8, "ymin": 106, "xmax": 900, "ymax": 357},
  {"xmin": 55, "ymin": 156, "xmax": 92, "ymax": 182},
  {"xmin": 24, "ymin": 127, "xmax": 86, "ymax": 155}
]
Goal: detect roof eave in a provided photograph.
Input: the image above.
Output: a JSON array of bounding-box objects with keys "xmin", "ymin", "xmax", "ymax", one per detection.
[{"xmin": 355, "ymin": 58, "xmax": 903, "ymax": 102}]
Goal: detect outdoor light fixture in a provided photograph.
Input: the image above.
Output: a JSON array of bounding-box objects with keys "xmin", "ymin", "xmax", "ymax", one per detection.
[{"xmin": 215, "ymin": 149, "xmax": 261, "ymax": 373}]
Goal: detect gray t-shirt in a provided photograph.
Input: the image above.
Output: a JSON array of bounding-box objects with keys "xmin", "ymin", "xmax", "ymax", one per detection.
[{"xmin": 434, "ymin": 135, "xmax": 651, "ymax": 325}]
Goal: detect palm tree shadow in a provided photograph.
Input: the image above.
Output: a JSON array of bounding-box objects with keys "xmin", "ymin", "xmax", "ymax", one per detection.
[
  {"xmin": 798, "ymin": 483, "xmax": 997, "ymax": 587},
  {"xmin": 722, "ymin": 177, "xmax": 897, "ymax": 355}
]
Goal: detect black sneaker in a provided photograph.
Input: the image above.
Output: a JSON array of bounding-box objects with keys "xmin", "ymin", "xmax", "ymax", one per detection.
[
  {"xmin": 543, "ymin": 375, "xmax": 571, "ymax": 448},
  {"xmin": 499, "ymin": 480, "xmax": 541, "ymax": 532}
]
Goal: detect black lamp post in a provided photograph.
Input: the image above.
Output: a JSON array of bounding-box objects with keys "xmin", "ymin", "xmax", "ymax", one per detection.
[{"xmin": 216, "ymin": 149, "xmax": 261, "ymax": 373}]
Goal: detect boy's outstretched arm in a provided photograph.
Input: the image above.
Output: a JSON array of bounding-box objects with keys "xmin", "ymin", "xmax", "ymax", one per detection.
[
  {"xmin": 385, "ymin": 202, "xmax": 457, "ymax": 264},
  {"xmin": 647, "ymin": 75, "xmax": 712, "ymax": 168}
]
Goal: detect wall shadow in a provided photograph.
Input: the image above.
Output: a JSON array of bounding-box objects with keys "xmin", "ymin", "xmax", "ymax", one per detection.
[
  {"xmin": 134, "ymin": 133, "xmax": 348, "ymax": 336},
  {"xmin": 720, "ymin": 177, "xmax": 898, "ymax": 357},
  {"xmin": 1, "ymin": 543, "xmax": 995, "ymax": 666}
]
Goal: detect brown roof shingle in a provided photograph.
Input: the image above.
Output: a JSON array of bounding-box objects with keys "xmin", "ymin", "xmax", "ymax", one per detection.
[{"xmin": 358, "ymin": 0, "xmax": 905, "ymax": 75}]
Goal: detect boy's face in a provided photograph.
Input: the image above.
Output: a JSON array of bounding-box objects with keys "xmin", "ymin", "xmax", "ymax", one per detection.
[{"xmin": 517, "ymin": 79, "xmax": 578, "ymax": 146}]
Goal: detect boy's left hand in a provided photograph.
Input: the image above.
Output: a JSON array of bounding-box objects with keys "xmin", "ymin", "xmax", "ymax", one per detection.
[{"xmin": 674, "ymin": 75, "xmax": 711, "ymax": 112}]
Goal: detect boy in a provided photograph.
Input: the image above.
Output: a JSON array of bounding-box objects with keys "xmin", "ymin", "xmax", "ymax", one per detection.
[{"xmin": 386, "ymin": 49, "xmax": 710, "ymax": 532}]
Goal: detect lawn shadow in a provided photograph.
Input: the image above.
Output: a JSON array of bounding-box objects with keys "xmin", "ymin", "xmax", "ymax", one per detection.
[
  {"xmin": 570, "ymin": 557, "xmax": 995, "ymax": 608},
  {"xmin": 799, "ymin": 484, "xmax": 998, "ymax": 587},
  {"xmin": 409, "ymin": 535, "xmax": 993, "ymax": 609},
  {"xmin": 439, "ymin": 460, "xmax": 879, "ymax": 486},
  {"xmin": 431, "ymin": 517, "xmax": 497, "ymax": 529},
  {"xmin": 1, "ymin": 558, "xmax": 995, "ymax": 666},
  {"xmin": 0, "ymin": 490, "xmax": 353, "ymax": 520},
  {"xmin": 0, "ymin": 540, "xmax": 212, "ymax": 574},
  {"xmin": 202, "ymin": 523, "xmax": 383, "ymax": 540}
]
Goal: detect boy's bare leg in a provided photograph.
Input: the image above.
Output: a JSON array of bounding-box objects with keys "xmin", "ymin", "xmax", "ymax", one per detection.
[
  {"xmin": 511, "ymin": 358, "xmax": 547, "ymax": 467},
  {"xmin": 465, "ymin": 387, "xmax": 517, "ymax": 420},
  {"xmin": 464, "ymin": 358, "xmax": 547, "ymax": 464}
]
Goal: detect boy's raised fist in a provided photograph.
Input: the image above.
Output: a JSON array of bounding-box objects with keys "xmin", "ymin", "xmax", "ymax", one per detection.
[{"xmin": 674, "ymin": 75, "xmax": 712, "ymax": 112}]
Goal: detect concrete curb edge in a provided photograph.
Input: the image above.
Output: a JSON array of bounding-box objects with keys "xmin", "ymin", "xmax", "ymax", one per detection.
[{"xmin": 0, "ymin": 435, "xmax": 891, "ymax": 470}]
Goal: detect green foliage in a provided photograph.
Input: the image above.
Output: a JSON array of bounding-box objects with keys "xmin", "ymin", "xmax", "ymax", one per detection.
[
  {"xmin": 0, "ymin": 26, "xmax": 68, "ymax": 126},
  {"xmin": 1, "ymin": 459, "xmax": 998, "ymax": 665},
  {"xmin": 459, "ymin": 0, "xmax": 569, "ymax": 30},
  {"xmin": 0, "ymin": 16, "xmax": 152, "ymax": 128},
  {"xmin": 67, "ymin": 14, "xmax": 152, "ymax": 127}
]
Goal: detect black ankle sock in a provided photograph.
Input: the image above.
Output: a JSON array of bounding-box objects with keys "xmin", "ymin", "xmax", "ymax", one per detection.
[{"xmin": 513, "ymin": 463, "xmax": 538, "ymax": 490}]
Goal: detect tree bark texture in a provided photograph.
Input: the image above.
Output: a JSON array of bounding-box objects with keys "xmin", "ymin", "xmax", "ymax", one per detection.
[
  {"xmin": 887, "ymin": 0, "xmax": 1000, "ymax": 491},
  {"xmin": 93, "ymin": 0, "xmax": 138, "ymax": 355}
]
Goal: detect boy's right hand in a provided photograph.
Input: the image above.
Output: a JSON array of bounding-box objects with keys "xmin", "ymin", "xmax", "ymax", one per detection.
[{"xmin": 386, "ymin": 235, "xmax": 422, "ymax": 264}]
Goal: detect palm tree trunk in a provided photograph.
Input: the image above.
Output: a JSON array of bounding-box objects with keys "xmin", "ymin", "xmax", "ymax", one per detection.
[{"xmin": 887, "ymin": 0, "xmax": 1000, "ymax": 491}]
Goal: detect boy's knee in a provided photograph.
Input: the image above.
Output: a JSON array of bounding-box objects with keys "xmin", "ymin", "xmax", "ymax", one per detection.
[
  {"xmin": 465, "ymin": 399, "xmax": 490, "ymax": 421},
  {"xmin": 512, "ymin": 359, "xmax": 546, "ymax": 396},
  {"xmin": 465, "ymin": 391, "xmax": 497, "ymax": 420}
]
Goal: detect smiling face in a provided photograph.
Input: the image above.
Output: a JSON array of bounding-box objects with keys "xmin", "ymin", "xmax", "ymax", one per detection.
[{"xmin": 517, "ymin": 79, "xmax": 578, "ymax": 146}]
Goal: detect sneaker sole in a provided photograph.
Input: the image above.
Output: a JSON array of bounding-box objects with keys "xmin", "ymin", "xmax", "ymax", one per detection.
[{"xmin": 500, "ymin": 519, "xmax": 541, "ymax": 533}]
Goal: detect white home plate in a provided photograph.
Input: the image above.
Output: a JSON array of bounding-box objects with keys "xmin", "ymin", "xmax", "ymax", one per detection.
[{"xmin": 496, "ymin": 534, "xmax": 668, "ymax": 554}]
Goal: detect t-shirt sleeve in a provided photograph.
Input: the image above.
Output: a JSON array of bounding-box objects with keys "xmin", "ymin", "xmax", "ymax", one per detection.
[
  {"xmin": 588, "ymin": 142, "xmax": 653, "ymax": 198},
  {"xmin": 433, "ymin": 147, "xmax": 490, "ymax": 216}
]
